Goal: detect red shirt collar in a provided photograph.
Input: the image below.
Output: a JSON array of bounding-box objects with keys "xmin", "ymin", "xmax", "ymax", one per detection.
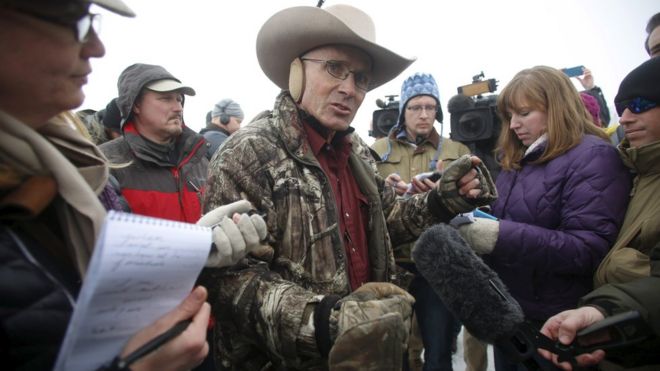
[{"xmin": 303, "ymin": 120, "xmax": 353, "ymax": 158}]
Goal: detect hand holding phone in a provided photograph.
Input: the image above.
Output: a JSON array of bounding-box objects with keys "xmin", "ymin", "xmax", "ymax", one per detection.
[
  {"xmin": 405, "ymin": 171, "xmax": 443, "ymax": 195},
  {"xmin": 414, "ymin": 171, "xmax": 442, "ymax": 183}
]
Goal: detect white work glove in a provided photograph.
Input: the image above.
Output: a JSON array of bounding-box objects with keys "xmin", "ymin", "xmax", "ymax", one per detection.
[
  {"xmin": 197, "ymin": 200, "xmax": 268, "ymax": 268},
  {"xmin": 457, "ymin": 217, "xmax": 500, "ymax": 254}
]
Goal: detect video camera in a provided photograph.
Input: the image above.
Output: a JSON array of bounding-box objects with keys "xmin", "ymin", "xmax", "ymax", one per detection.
[
  {"xmin": 449, "ymin": 72, "xmax": 502, "ymax": 178},
  {"xmin": 370, "ymin": 95, "xmax": 399, "ymax": 138},
  {"xmin": 449, "ymin": 72, "xmax": 500, "ymax": 142}
]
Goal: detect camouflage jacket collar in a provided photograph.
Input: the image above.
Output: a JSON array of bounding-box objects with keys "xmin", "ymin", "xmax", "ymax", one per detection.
[{"xmin": 271, "ymin": 92, "xmax": 357, "ymax": 165}]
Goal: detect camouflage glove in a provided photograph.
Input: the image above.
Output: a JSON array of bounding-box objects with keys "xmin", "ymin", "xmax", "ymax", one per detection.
[
  {"xmin": 432, "ymin": 155, "xmax": 498, "ymax": 215},
  {"xmin": 314, "ymin": 283, "xmax": 414, "ymax": 370},
  {"xmin": 197, "ymin": 200, "xmax": 268, "ymax": 268},
  {"xmin": 457, "ymin": 217, "xmax": 500, "ymax": 254}
]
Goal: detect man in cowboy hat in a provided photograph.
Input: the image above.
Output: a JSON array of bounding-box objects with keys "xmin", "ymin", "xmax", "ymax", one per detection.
[{"xmin": 201, "ymin": 4, "xmax": 497, "ymax": 370}]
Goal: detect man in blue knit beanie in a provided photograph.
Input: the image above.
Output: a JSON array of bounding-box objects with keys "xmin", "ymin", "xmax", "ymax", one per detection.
[{"xmin": 372, "ymin": 72, "xmax": 470, "ymax": 370}]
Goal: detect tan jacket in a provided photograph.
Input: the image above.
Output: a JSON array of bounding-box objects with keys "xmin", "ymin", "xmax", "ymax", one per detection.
[
  {"xmin": 371, "ymin": 126, "xmax": 470, "ymax": 182},
  {"xmin": 371, "ymin": 126, "xmax": 470, "ymax": 262},
  {"xmin": 595, "ymin": 140, "xmax": 660, "ymax": 287}
]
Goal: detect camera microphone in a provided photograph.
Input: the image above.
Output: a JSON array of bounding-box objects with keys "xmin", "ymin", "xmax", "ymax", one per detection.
[
  {"xmin": 447, "ymin": 94, "xmax": 474, "ymax": 114},
  {"xmin": 412, "ymin": 224, "xmax": 653, "ymax": 369},
  {"xmin": 412, "ymin": 224, "xmax": 523, "ymax": 343},
  {"xmin": 412, "ymin": 224, "xmax": 561, "ymax": 369},
  {"xmin": 376, "ymin": 98, "xmax": 387, "ymax": 109}
]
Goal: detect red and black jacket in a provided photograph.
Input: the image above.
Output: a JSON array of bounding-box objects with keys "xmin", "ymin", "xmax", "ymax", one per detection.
[{"xmin": 100, "ymin": 122, "xmax": 208, "ymax": 223}]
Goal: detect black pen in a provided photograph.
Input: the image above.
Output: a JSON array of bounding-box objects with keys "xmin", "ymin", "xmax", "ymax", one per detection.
[{"xmin": 109, "ymin": 319, "xmax": 192, "ymax": 369}]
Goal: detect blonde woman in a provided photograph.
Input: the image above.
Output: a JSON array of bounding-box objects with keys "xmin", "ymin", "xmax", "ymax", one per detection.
[{"xmin": 457, "ymin": 66, "xmax": 632, "ymax": 371}]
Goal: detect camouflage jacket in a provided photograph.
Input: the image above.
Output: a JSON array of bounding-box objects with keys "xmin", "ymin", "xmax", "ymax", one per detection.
[{"xmin": 200, "ymin": 92, "xmax": 453, "ymax": 370}]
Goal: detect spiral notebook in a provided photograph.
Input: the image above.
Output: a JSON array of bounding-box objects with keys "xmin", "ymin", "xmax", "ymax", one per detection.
[{"xmin": 54, "ymin": 211, "xmax": 212, "ymax": 371}]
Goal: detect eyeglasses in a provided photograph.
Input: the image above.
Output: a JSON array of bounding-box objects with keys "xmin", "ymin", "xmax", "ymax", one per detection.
[
  {"xmin": 301, "ymin": 58, "xmax": 371, "ymax": 91},
  {"xmin": 406, "ymin": 105, "xmax": 438, "ymax": 115},
  {"xmin": 74, "ymin": 13, "xmax": 102, "ymax": 42},
  {"xmin": 615, "ymin": 97, "xmax": 658, "ymax": 116},
  {"xmin": 14, "ymin": 8, "xmax": 101, "ymax": 43}
]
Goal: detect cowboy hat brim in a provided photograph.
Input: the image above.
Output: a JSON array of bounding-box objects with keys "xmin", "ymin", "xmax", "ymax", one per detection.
[{"xmin": 256, "ymin": 6, "xmax": 415, "ymax": 92}]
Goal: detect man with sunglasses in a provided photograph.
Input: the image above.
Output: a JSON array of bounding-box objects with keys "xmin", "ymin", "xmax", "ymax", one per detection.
[
  {"xmin": 539, "ymin": 57, "xmax": 660, "ymax": 371},
  {"xmin": 201, "ymin": 4, "xmax": 498, "ymax": 370},
  {"xmin": 0, "ymin": 1, "xmax": 213, "ymax": 370}
]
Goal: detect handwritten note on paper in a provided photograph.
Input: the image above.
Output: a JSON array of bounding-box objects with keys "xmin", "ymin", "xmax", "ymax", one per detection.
[{"xmin": 54, "ymin": 211, "xmax": 211, "ymax": 371}]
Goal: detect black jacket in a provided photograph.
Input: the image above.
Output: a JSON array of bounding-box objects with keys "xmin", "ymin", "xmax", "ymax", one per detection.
[{"xmin": 1, "ymin": 220, "xmax": 80, "ymax": 370}]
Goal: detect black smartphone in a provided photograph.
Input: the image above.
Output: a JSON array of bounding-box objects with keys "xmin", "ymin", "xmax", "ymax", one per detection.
[{"xmin": 415, "ymin": 171, "xmax": 442, "ymax": 183}]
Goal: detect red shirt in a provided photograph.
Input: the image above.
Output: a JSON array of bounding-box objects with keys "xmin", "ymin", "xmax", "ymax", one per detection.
[{"xmin": 304, "ymin": 122, "xmax": 370, "ymax": 290}]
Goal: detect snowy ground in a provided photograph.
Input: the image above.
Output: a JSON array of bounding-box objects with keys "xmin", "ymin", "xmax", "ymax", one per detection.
[{"xmin": 451, "ymin": 328, "xmax": 496, "ymax": 371}]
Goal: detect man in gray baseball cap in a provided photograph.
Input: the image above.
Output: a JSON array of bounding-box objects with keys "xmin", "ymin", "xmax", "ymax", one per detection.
[{"xmin": 100, "ymin": 63, "xmax": 208, "ymax": 223}]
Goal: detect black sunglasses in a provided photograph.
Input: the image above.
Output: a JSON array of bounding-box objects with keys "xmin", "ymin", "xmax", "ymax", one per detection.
[{"xmin": 615, "ymin": 97, "xmax": 658, "ymax": 116}]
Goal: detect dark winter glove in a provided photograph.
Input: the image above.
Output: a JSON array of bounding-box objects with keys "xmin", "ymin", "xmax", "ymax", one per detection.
[
  {"xmin": 314, "ymin": 283, "xmax": 414, "ymax": 370},
  {"xmin": 432, "ymin": 155, "xmax": 498, "ymax": 215}
]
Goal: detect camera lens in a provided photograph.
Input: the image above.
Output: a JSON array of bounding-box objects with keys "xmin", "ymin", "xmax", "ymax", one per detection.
[
  {"xmin": 372, "ymin": 109, "xmax": 398, "ymax": 138},
  {"xmin": 456, "ymin": 111, "xmax": 489, "ymax": 141}
]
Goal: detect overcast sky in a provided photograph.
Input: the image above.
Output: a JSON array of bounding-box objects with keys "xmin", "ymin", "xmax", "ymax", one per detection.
[{"xmin": 83, "ymin": 0, "xmax": 659, "ymax": 144}]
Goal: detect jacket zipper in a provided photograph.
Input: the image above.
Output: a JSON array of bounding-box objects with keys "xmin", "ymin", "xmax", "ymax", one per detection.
[{"xmin": 174, "ymin": 138, "xmax": 206, "ymax": 219}]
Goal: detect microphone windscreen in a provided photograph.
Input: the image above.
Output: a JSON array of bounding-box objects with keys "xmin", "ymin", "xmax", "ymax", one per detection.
[
  {"xmin": 447, "ymin": 94, "xmax": 474, "ymax": 114},
  {"xmin": 412, "ymin": 224, "xmax": 524, "ymax": 344}
]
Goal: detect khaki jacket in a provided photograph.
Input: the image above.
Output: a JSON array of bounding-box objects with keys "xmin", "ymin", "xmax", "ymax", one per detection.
[
  {"xmin": 595, "ymin": 140, "xmax": 660, "ymax": 287},
  {"xmin": 371, "ymin": 126, "xmax": 470, "ymax": 262},
  {"xmin": 200, "ymin": 93, "xmax": 453, "ymax": 370},
  {"xmin": 371, "ymin": 126, "xmax": 470, "ymax": 182}
]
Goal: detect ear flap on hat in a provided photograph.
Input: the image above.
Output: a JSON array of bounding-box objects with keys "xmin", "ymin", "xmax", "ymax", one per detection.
[
  {"xmin": 436, "ymin": 106, "xmax": 444, "ymax": 124},
  {"xmin": 289, "ymin": 58, "xmax": 305, "ymax": 103}
]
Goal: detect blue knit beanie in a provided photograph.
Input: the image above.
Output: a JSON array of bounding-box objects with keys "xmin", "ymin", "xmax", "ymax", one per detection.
[{"xmin": 398, "ymin": 72, "xmax": 443, "ymax": 126}]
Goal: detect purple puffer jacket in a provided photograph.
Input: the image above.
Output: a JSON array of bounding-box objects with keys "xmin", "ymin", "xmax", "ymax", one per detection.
[{"xmin": 485, "ymin": 135, "xmax": 632, "ymax": 321}]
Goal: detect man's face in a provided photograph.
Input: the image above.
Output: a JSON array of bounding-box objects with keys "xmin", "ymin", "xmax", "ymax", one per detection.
[
  {"xmin": 299, "ymin": 45, "xmax": 372, "ymax": 132},
  {"xmin": 225, "ymin": 116, "xmax": 242, "ymax": 134},
  {"xmin": 0, "ymin": 9, "xmax": 105, "ymax": 127},
  {"xmin": 620, "ymin": 106, "xmax": 660, "ymax": 148},
  {"xmin": 648, "ymin": 26, "xmax": 660, "ymax": 58},
  {"xmin": 212, "ymin": 115, "xmax": 242, "ymax": 134},
  {"xmin": 133, "ymin": 90, "xmax": 184, "ymax": 143},
  {"xmin": 403, "ymin": 95, "xmax": 437, "ymax": 140}
]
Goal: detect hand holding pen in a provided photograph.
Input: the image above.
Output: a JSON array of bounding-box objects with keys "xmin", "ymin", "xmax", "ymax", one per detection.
[{"xmin": 104, "ymin": 286, "xmax": 210, "ymax": 371}]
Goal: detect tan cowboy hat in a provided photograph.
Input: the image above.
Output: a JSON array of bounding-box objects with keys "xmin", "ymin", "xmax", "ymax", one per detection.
[{"xmin": 256, "ymin": 4, "xmax": 415, "ymax": 91}]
